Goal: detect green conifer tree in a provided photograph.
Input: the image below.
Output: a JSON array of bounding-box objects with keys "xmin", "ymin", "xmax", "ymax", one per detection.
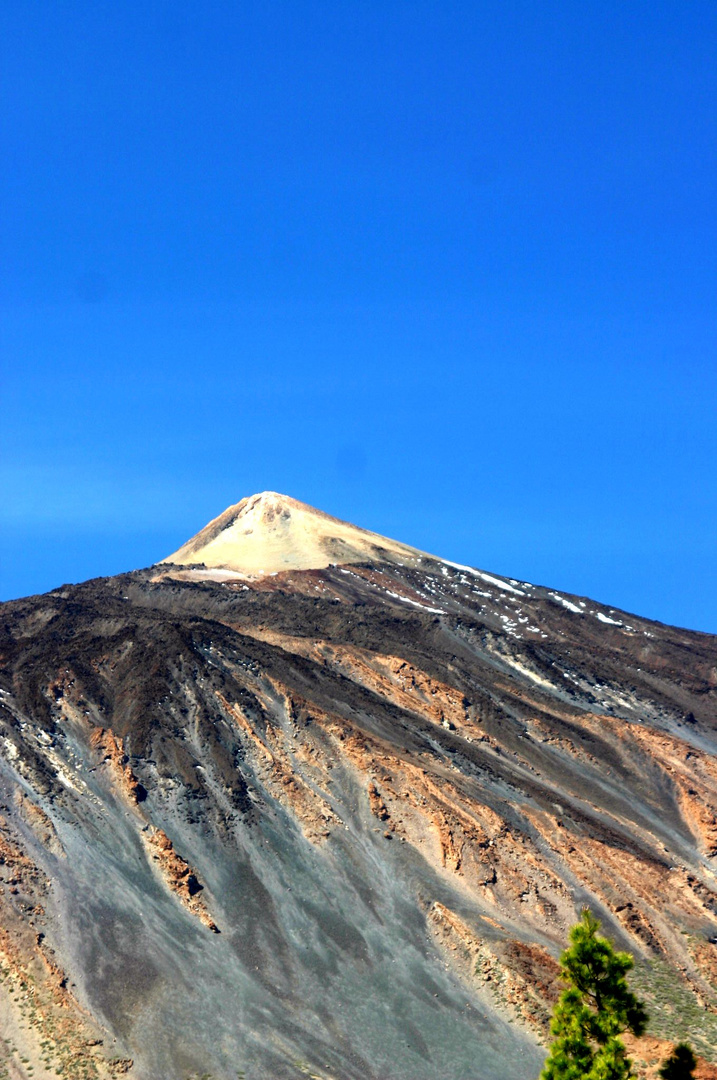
[
  {"xmin": 540, "ymin": 909, "xmax": 649, "ymax": 1080},
  {"xmin": 658, "ymin": 1043, "xmax": 697, "ymax": 1080}
]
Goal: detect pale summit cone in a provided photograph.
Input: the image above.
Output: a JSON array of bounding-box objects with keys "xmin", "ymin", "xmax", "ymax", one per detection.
[{"xmin": 161, "ymin": 491, "xmax": 433, "ymax": 577}]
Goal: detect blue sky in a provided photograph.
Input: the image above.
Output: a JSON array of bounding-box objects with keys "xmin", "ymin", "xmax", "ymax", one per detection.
[{"xmin": 1, "ymin": 1, "xmax": 716, "ymax": 631}]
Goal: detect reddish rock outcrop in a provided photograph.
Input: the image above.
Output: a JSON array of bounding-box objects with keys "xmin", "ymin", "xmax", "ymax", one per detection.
[{"xmin": 142, "ymin": 827, "xmax": 219, "ymax": 932}]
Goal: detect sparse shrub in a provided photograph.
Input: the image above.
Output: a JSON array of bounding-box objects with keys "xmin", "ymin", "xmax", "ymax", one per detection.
[{"xmin": 658, "ymin": 1043, "xmax": 697, "ymax": 1079}]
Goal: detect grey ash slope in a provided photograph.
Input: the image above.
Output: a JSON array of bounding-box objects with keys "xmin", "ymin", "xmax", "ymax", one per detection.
[{"xmin": 0, "ymin": 513, "xmax": 716, "ymax": 1078}]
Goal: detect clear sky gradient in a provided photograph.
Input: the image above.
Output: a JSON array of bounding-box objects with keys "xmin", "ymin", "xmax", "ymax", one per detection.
[{"xmin": 2, "ymin": 2, "xmax": 716, "ymax": 631}]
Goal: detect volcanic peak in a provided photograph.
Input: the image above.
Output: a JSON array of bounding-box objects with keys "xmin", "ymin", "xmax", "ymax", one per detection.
[{"xmin": 162, "ymin": 490, "xmax": 430, "ymax": 577}]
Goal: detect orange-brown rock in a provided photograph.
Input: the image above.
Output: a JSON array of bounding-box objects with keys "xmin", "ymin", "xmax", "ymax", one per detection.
[
  {"xmin": 428, "ymin": 901, "xmax": 560, "ymax": 1040},
  {"xmin": 89, "ymin": 726, "xmax": 147, "ymax": 805},
  {"xmin": 623, "ymin": 1035, "xmax": 717, "ymax": 1080},
  {"xmin": 143, "ymin": 827, "xmax": 219, "ymax": 932}
]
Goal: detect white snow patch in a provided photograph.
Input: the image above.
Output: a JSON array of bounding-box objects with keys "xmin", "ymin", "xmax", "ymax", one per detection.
[
  {"xmin": 1, "ymin": 738, "xmax": 18, "ymax": 761},
  {"xmin": 442, "ymin": 560, "xmax": 526, "ymax": 595},
  {"xmin": 384, "ymin": 590, "xmax": 446, "ymax": 615},
  {"xmin": 53, "ymin": 767, "xmax": 80, "ymax": 791},
  {"xmin": 549, "ymin": 593, "xmax": 583, "ymax": 614},
  {"xmin": 339, "ymin": 567, "xmax": 446, "ymax": 613},
  {"xmin": 498, "ymin": 656, "xmax": 556, "ymax": 689},
  {"xmin": 594, "ymin": 612, "xmax": 623, "ymax": 626}
]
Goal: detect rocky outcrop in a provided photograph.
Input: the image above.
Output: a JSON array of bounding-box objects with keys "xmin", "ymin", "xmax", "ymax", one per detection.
[
  {"xmin": 428, "ymin": 901, "xmax": 560, "ymax": 1040},
  {"xmin": 142, "ymin": 827, "xmax": 219, "ymax": 932},
  {"xmin": 89, "ymin": 727, "xmax": 147, "ymax": 806}
]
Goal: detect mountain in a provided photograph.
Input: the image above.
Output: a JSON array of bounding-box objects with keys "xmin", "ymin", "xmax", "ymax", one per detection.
[{"xmin": 0, "ymin": 494, "xmax": 716, "ymax": 1080}]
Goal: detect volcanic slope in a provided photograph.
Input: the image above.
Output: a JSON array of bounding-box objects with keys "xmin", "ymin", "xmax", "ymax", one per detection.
[{"xmin": 0, "ymin": 494, "xmax": 716, "ymax": 1080}]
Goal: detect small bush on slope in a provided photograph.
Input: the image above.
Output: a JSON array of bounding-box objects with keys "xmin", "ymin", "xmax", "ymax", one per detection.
[{"xmin": 658, "ymin": 1043, "xmax": 697, "ymax": 1080}]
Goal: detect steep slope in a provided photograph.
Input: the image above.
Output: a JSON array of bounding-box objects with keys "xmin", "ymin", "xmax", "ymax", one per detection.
[{"xmin": 0, "ymin": 496, "xmax": 716, "ymax": 1080}]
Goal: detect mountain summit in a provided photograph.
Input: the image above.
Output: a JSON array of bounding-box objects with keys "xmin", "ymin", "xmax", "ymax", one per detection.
[{"xmin": 162, "ymin": 491, "xmax": 430, "ymax": 576}]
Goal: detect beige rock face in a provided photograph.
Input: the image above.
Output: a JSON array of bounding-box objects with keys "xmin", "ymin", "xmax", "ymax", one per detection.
[{"xmin": 161, "ymin": 490, "xmax": 431, "ymax": 577}]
